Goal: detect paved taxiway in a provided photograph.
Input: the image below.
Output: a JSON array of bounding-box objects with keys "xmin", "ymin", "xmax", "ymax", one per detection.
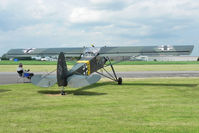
[{"xmin": 1, "ymin": 71, "xmax": 199, "ymax": 85}]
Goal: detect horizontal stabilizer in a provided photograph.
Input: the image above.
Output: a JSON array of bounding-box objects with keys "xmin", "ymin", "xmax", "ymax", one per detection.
[
  {"xmin": 31, "ymin": 74, "xmax": 57, "ymax": 88},
  {"xmin": 67, "ymin": 74, "xmax": 101, "ymax": 88}
]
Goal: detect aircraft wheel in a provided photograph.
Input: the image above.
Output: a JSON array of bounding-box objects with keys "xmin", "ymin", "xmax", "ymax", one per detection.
[
  {"xmin": 118, "ymin": 77, "xmax": 122, "ymax": 85},
  {"xmin": 61, "ymin": 91, "xmax": 65, "ymax": 95}
]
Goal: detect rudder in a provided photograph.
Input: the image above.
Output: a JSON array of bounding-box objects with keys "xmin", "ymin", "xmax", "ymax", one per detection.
[{"xmin": 57, "ymin": 52, "xmax": 68, "ymax": 86}]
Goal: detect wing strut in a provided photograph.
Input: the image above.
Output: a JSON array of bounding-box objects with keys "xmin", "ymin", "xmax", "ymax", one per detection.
[
  {"xmin": 107, "ymin": 57, "xmax": 118, "ymax": 81},
  {"xmin": 96, "ymin": 57, "xmax": 122, "ymax": 85}
]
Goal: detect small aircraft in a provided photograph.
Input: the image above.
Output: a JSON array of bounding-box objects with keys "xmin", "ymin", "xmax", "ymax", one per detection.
[{"xmin": 5, "ymin": 45, "xmax": 194, "ymax": 95}]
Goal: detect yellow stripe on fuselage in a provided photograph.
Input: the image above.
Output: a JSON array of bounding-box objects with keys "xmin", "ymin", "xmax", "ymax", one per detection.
[{"xmin": 77, "ymin": 60, "xmax": 91, "ymax": 75}]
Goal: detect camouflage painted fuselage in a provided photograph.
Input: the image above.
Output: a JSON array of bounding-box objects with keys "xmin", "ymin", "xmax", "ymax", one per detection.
[{"xmin": 69, "ymin": 55, "xmax": 107, "ymax": 76}]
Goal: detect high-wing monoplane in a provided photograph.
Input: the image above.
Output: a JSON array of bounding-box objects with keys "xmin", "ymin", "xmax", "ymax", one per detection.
[{"xmin": 6, "ymin": 45, "xmax": 194, "ymax": 95}]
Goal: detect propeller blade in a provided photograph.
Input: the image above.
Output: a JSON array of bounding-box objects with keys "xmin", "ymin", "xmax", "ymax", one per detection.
[
  {"xmin": 31, "ymin": 74, "xmax": 57, "ymax": 88},
  {"xmin": 67, "ymin": 74, "xmax": 101, "ymax": 88}
]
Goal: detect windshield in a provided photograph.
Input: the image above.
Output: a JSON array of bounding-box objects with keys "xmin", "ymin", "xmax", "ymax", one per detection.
[{"xmin": 83, "ymin": 47, "xmax": 100, "ymax": 57}]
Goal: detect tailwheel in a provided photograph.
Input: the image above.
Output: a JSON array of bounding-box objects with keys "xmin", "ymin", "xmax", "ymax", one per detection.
[
  {"xmin": 118, "ymin": 77, "xmax": 122, "ymax": 85},
  {"xmin": 61, "ymin": 91, "xmax": 65, "ymax": 95},
  {"xmin": 60, "ymin": 86, "xmax": 66, "ymax": 95}
]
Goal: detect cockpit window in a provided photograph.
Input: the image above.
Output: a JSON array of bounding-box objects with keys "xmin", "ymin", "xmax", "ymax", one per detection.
[{"xmin": 83, "ymin": 47, "xmax": 100, "ymax": 57}]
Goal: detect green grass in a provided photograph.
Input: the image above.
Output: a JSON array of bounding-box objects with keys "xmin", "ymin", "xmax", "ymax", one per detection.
[
  {"xmin": 115, "ymin": 61, "xmax": 199, "ymax": 65},
  {"xmin": 1, "ymin": 60, "xmax": 199, "ymax": 72},
  {"xmin": 1, "ymin": 60, "xmax": 199, "ymax": 65},
  {"xmin": 0, "ymin": 65, "xmax": 58, "ymax": 72},
  {"xmin": 0, "ymin": 60, "xmax": 74, "ymax": 65},
  {"xmin": 1, "ymin": 78, "xmax": 199, "ymax": 132},
  {"xmin": 1, "ymin": 64, "xmax": 199, "ymax": 72}
]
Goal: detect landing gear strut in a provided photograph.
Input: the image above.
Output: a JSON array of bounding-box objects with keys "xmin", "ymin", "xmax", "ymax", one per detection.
[
  {"xmin": 60, "ymin": 86, "xmax": 66, "ymax": 95},
  {"xmin": 96, "ymin": 57, "xmax": 122, "ymax": 85}
]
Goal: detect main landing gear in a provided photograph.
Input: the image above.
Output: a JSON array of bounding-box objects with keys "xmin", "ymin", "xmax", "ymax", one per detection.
[
  {"xmin": 118, "ymin": 77, "xmax": 122, "ymax": 85},
  {"xmin": 96, "ymin": 57, "xmax": 122, "ymax": 85}
]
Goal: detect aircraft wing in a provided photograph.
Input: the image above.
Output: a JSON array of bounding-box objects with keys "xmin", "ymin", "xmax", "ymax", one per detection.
[
  {"xmin": 5, "ymin": 45, "xmax": 194, "ymax": 58},
  {"xmin": 67, "ymin": 74, "xmax": 101, "ymax": 88},
  {"xmin": 98, "ymin": 45, "xmax": 194, "ymax": 57},
  {"xmin": 6, "ymin": 47, "xmax": 84, "ymax": 58},
  {"xmin": 31, "ymin": 74, "xmax": 101, "ymax": 88}
]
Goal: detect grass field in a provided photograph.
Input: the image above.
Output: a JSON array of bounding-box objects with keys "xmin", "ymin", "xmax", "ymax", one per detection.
[
  {"xmin": 1, "ymin": 60, "xmax": 199, "ymax": 72},
  {"xmin": 1, "ymin": 64, "xmax": 199, "ymax": 72},
  {"xmin": 1, "ymin": 78, "xmax": 199, "ymax": 133},
  {"xmin": 0, "ymin": 60, "xmax": 73, "ymax": 65},
  {"xmin": 1, "ymin": 60, "xmax": 199, "ymax": 65}
]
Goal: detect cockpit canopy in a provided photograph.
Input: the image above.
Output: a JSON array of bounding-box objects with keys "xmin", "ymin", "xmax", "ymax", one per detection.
[{"xmin": 83, "ymin": 47, "xmax": 100, "ymax": 57}]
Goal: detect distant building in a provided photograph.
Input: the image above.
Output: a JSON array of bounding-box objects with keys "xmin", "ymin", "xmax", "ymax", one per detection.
[
  {"xmin": 130, "ymin": 56, "xmax": 148, "ymax": 61},
  {"xmin": 147, "ymin": 56, "xmax": 198, "ymax": 61},
  {"xmin": 108, "ymin": 55, "xmax": 199, "ymax": 62},
  {"xmin": 1, "ymin": 54, "xmax": 8, "ymax": 60}
]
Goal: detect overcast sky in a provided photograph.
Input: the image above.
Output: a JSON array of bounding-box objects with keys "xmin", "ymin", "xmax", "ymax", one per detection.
[{"xmin": 0, "ymin": 0, "xmax": 199, "ymax": 56}]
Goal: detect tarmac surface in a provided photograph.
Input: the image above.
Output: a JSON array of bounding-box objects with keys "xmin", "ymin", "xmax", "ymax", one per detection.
[{"xmin": 1, "ymin": 71, "xmax": 199, "ymax": 85}]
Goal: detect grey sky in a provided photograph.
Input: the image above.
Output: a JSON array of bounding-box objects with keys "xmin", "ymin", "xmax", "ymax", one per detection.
[{"xmin": 0, "ymin": 0, "xmax": 199, "ymax": 56}]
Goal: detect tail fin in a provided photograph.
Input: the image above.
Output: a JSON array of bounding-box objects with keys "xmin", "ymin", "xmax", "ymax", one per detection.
[{"xmin": 57, "ymin": 52, "xmax": 68, "ymax": 87}]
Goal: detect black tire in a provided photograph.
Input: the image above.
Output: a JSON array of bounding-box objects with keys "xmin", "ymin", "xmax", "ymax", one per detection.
[
  {"xmin": 118, "ymin": 77, "xmax": 122, "ymax": 85},
  {"xmin": 61, "ymin": 91, "xmax": 65, "ymax": 95}
]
